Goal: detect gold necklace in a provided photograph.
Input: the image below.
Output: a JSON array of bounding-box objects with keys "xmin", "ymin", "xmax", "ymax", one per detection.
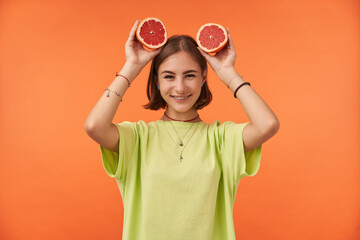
[
  {"xmin": 163, "ymin": 120, "xmax": 200, "ymax": 162},
  {"xmin": 168, "ymin": 120, "xmax": 194, "ymax": 147}
]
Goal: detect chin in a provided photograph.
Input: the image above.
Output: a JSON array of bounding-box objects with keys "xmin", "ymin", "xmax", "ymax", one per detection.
[
  {"xmin": 172, "ymin": 106, "xmax": 194, "ymax": 113},
  {"xmin": 167, "ymin": 102, "xmax": 196, "ymax": 113}
]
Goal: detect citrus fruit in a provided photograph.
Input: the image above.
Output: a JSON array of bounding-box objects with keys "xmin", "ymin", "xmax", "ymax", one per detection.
[
  {"xmin": 136, "ymin": 17, "xmax": 167, "ymax": 51},
  {"xmin": 196, "ymin": 23, "xmax": 228, "ymax": 56}
]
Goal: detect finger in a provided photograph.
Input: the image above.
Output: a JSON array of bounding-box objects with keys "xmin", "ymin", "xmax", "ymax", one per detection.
[
  {"xmin": 197, "ymin": 47, "xmax": 210, "ymax": 60},
  {"xmin": 128, "ymin": 19, "xmax": 140, "ymax": 41},
  {"xmin": 149, "ymin": 46, "xmax": 163, "ymax": 58},
  {"xmin": 227, "ymin": 28, "xmax": 235, "ymax": 51}
]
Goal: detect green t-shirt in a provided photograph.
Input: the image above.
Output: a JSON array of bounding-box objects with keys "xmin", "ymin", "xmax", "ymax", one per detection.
[{"xmin": 100, "ymin": 120, "xmax": 262, "ymax": 240}]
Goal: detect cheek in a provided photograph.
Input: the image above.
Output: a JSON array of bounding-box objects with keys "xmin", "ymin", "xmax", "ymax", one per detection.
[
  {"xmin": 158, "ymin": 82, "xmax": 169, "ymax": 93},
  {"xmin": 158, "ymin": 85, "xmax": 170, "ymax": 99},
  {"xmin": 194, "ymin": 82, "xmax": 203, "ymax": 92}
]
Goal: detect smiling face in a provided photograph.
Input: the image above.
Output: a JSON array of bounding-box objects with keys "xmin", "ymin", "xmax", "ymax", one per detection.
[{"xmin": 157, "ymin": 51, "xmax": 206, "ymax": 120}]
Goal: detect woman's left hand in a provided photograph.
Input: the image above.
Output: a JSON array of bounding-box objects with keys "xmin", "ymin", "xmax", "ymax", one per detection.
[{"xmin": 198, "ymin": 28, "xmax": 237, "ymax": 82}]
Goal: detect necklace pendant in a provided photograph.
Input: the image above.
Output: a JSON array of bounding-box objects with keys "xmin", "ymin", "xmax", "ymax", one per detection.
[
  {"xmin": 179, "ymin": 141, "xmax": 183, "ymax": 147},
  {"xmin": 180, "ymin": 155, "xmax": 183, "ymax": 162}
]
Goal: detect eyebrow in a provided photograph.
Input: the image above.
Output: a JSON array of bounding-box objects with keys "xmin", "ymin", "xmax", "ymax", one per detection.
[{"xmin": 160, "ymin": 70, "xmax": 198, "ymax": 75}]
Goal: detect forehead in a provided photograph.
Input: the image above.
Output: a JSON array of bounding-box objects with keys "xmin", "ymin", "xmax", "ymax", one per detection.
[{"xmin": 158, "ymin": 51, "xmax": 201, "ymax": 72}]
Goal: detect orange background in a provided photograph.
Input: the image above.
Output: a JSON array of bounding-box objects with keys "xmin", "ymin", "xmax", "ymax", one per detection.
[{"xmin": 1, "ymin": 0, "xmax": 359, "ymax": 239}]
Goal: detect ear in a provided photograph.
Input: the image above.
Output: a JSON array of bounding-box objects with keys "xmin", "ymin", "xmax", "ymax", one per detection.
[
  {"xmin": 202, "ymin": 69, "xmax": 207, "ymax": 86},
  {"xmin": 202, "ymin": 68, "xmax": 208, "ymax": 81},
  {"xmin": 155, "ymin": 79, "xmax": 159, "ymax": 87}
]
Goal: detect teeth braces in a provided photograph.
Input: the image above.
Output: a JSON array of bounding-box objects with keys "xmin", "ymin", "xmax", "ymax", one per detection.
[{"xmin": 174, "ymin": 95, "xmax": 190, "ymax": 100}]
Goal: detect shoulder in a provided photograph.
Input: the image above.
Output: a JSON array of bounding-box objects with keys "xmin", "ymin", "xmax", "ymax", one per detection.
[
  {"xmin": 200, "ymin": 121, "xmax": 248, "ymax": 141},
  {"xmin": 208, "ymin": 120, "xmax": 248, "ymax": 131},
  {"xmin": 114, "ymin": 120, "xmax": 149, "ymax": 133}
]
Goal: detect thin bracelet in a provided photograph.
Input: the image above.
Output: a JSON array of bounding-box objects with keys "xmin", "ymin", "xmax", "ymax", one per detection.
[
  {"xmin": 227, "ymin": 75, "xmax": 243, "ymax": 88},
  {"xmin": 115, "ymin": 72, "xmax": 131, "ymax": 87},
  {"xmin": 105, "ymin": 88, "xmax": 123, "ymax": 102},
  {"xmin": 233, "ymin": 82, "xmax": 251, "ymax": 98}
]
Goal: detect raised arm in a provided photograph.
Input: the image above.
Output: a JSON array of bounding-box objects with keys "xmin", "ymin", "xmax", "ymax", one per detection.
[
  {"xmin": 84, "ymin": 20, "xmax": 162, "ymax": 152},
  {"xmin": 198, "ymin": 29, "xmax": 280, "ymax": 152}
]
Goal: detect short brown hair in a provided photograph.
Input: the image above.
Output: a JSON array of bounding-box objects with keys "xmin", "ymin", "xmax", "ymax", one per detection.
[{"xmin": 144, "ymin": 35, "xmax": 212, "ymax": 110}]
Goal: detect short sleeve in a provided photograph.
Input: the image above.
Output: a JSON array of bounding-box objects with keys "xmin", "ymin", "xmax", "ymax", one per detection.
[
  {"xmin": 99, "ymin": 121, "xmax": 138, "ymax": 181},
  {"xmin": 219, "ymin": 121, "xmax": 262, "ymax": 183}
]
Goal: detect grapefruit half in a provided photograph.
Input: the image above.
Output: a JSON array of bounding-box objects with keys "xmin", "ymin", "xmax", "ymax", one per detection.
[
  {"xmin": 196, "ymin": 23, "xmax": 228, "ymax": 56},
  {"xmin": 136, "ymin": 17, "xmax": 167, "ymax": 51}
]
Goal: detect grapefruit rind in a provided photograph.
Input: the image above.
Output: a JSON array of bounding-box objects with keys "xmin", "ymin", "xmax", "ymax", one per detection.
[
  {"xmin": 136, "ymin": 17, "xmax": 167, "ymax": 51},
  {"xmin": 196, "ymin": 23, "xmax": 228, "ymax": 55}
]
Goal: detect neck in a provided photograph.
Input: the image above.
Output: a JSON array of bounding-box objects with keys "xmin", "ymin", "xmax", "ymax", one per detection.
[{"xmin": 162, "ymin": 110, "xmax": 201, "ymax": 123}]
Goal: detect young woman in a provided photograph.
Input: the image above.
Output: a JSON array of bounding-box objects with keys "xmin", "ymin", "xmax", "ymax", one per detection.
[{"xmin": 85, "ymin": 20, "xmax": 279, "ymax": 240}]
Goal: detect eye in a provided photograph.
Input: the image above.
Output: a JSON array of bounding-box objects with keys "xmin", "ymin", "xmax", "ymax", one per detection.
[
  {"xmin": 164, "ymin": 75, "xmax": 174, "ymax": 79},
  {"xmin": 185, "ymin": 74, "xmax": 196, "ymax": 78}
]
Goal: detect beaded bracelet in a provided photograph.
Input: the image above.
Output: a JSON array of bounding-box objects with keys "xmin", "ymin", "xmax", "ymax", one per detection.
[
  {"xmin": 105, "ymin": 88, "xmax": 123, "ymax": 102},
  {"xmin": 115, "ymin": 72, "xmax": 131, "ymax": 87},
  {"xmin": 234, "ymin": 82, "xmax": 251, "ymax": 98}
]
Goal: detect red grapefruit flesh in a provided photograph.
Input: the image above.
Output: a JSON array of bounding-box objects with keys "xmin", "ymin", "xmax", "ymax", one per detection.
[
  {"xmin": 136, "ymin": 17, "xmax": 167, "ymax": 51},
  {"xmin": 196, "ymin": 23, "xmax": 228, "ymax": 55}
]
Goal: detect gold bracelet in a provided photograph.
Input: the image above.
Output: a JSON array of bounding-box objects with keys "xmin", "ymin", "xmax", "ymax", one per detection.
[
  {"xmin": 105, "ymin": 88, "xmax": 123, "ymax": 102},
  {"xmin": 227, "ymin": 75, "xmax": 243, "ymax": 88}
]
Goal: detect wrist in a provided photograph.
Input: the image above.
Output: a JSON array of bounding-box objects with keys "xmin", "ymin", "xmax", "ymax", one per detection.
[
  {"xmin": 218, "ymin": 67, "xmax": 237, "ymax": 83},
  {"xmin": 120, "ymin": 62, "xmax": 143, "ymax": 82},
  {"xmin": 228, "ymin": 75, "xmax": 246, "ymax": 92}
]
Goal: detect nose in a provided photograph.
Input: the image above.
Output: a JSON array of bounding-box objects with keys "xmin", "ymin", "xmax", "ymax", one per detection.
[{"xmin": 174, "ymin": 78, "xmax": 187, "ymax": 93}]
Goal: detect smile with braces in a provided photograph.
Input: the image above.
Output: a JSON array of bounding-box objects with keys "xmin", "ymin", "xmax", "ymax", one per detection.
[{"xmin": 172, "ymin": 95, "xmax": 191, "ymax": 100}]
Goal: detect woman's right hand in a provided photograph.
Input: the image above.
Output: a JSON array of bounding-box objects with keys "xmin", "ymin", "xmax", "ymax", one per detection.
[{"xmin": 124, "ymin": 20, "xmax": 162, "ymax": 75}]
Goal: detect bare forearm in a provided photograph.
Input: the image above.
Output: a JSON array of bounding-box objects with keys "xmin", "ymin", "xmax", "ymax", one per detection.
[
  {"xmin": 200, "ymin": 28, "xmax": 279, "ymax": 134},
  {"xmin": 84, "ymin": 62, "xmax": 140, "ymax": 131},
  {"xmin": 222, "ymin": 69, "xmax": 279, "ymax": 133}
]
